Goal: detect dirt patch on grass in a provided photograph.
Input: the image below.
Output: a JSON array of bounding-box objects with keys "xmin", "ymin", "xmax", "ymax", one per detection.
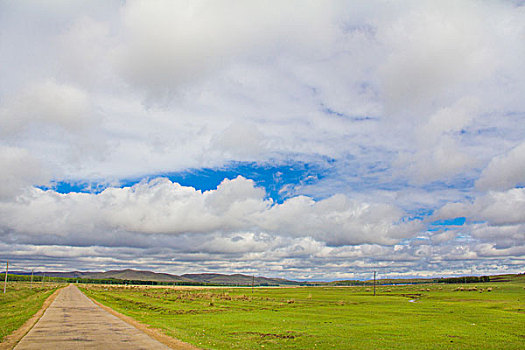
[
  {"xmin": 235, "ymin": 331, "xmax": 299, "ymax": 339},
  {"xmin": 444, "ymin": 298, "xmax": 499, "ymax": 303},
  {"xmin": 0, "ymin": 286, "xmax": 63, "ymax": 350},
  {"xmin": 400, "ymin": 293, "xmax": 422, "ymax": 298},
  {"xmin": 89, "ymin": 297, "xmax": 200, "ymax": 350}
]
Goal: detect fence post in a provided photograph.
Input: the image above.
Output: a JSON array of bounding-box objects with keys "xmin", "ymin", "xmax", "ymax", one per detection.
[
  {"xmin": 373, "ymin": 271, "xmax": 376, "ymax": 296},
  {"xmin": 3, "ymin": 260, "xmax": 8, "ymax": 294}
]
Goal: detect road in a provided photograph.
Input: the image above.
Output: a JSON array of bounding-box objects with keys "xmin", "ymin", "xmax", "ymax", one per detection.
[{"xmin": 14, "ymin": 284, "xmax": 172, "ymax": 349}]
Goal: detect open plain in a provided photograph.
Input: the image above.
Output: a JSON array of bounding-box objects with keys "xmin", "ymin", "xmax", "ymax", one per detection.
[
  {"xmin": 1, "ymin": 278, "xmax": 524, "ymax": 349},
  {"xmin": 80, "ymin": 279, "xmax": 525, "ymax": 349}
]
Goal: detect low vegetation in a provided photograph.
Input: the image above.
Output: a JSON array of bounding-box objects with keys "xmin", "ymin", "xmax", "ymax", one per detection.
[
  {"xmin": 0, "ymin": 282, "xmax": 59, "ymax": 342},
  {"xmin": 81, "ymin": 279, "xmax": 525, "ymax": 349}
]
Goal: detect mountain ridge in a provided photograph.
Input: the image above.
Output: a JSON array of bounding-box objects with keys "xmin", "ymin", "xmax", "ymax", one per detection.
[{"xmin": 9, "ymin": 268, "xmax": 301, "ymax": 286}]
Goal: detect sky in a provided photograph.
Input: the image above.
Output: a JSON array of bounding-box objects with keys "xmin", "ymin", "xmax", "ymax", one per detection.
[{"xmin": 0, "ymin": 0, "xmax": 524, "ymax": 280}]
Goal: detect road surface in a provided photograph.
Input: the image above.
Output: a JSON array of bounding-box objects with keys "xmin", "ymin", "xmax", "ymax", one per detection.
[{"xmin": 15, "ymin": 284, "xmax": 172, "ymax": 349}]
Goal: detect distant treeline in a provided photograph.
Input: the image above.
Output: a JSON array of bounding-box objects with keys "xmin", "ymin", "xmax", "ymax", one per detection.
[
  {"xmin": 435, "ymin": 276, "xmax": 490, "ymax": 284},
  {"xmin": 0, "ymin": 274, "xmax": 281, "ymax": 287},
  {"xmin": 0, "ymin": 273, "xmax": 206, "ymax": 285},
  {"xmin": 1, "ymin": 273, "xmax": 124, "ymax": 284},
  {"xmin": 303, "ymin": 276, "xmax": 492, "ymax": 287},
  {"xmin": 1, "ymin": 273, "xmax": 495, "ymax": 286},
  {"xmin": 307, "ymin": 280, "xmax": 367, "ymax": 286},
  {"xmin": 93, "ymin": 280, "xmax": 281, "ymax": 287}
]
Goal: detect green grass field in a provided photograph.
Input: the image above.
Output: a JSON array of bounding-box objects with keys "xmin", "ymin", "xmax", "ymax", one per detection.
[
  {"xmin": 81, "ymin": 280, "xmax": 525, "ymax": 349},
  {"xmin": 0, "ymin": 282, "xmax": 59, "ymax": 342}
]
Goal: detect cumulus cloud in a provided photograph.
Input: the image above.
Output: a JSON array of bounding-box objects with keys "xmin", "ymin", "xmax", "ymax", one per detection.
[
  {"xmin": 2, "ymin": 229, "xmax": 523, "ymax": 279},
  {"xmin": 470, "ymin": 224, "xmax": 525, "ymax": 249},
  {"xmin": 210, "ymin": 122, "xmax": 267, "ymax": 159},
  {"xmin": 262, "ymin": 194, "xmax": 423, "ymax": 245},
  {"xmin": 396, "ymin": 135, "xmax": 477, "ymax": 183},
  {"xmin": 0, "ymin": 1, "xmax": 524, "ymax": 276},
  {"xmin": 476, "ymin": 142, "xmax": 525, "ymax": 190},
  {"xmin": 114, "ymin": 0, "xmax": 337, "ymax": 98},
  {"xmin": 56, "ymin": 16, "xmax": 116, "ymax": 88},
  {"xmin": 0, "ymin": 176, "xmax": 421, "ymax": 247},
  {"xmin": 436, "ymin": 188, "xmax": 525, "ymax": 227},
  {"xmin": 0, "ymin": 146, "xmax": 48, "ymax": 200},
  {"xmin": 0, "ymin": 80, "xmax": 91, "ymax": 135},
  {"xmin": 2, "ymin": 0, "xmax": 522, "ymax": 184},
  {"xmin": 419, "ymin": 97, "xmax": 480, "ymax": 144},
  {"xmin": 433, "ymin": 188, "xmax": 525, "ymax": 251},
  {"xmin": 378, "ymin": 1, "xmax": 506, "ymax": 117}
]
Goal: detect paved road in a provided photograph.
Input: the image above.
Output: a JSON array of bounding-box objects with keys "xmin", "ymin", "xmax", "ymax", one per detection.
[{"xmin": 15, "ymin": 284, "xmax": 171, "ymax": 349}]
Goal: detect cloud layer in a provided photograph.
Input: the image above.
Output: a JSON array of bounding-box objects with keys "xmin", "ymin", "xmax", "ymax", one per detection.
[
  {"xmin": 0, "ymin": 177, "xmax": 421, "ymax": 246},
  {"xmin": 0, "ymin": 0, "xmax": 524, "ymax": 279}
]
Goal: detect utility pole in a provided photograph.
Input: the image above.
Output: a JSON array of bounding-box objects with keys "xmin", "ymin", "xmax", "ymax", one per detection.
[
  {"xmin": 3, "ymin": 260, "xmax": 8, "ymax": 294},
  {"xmin": 30, "ymin": 269, "xmax": 34, "ymax": 288},
  {"xmin": 42, "ymin": 273, "xmax": 45, "ymax": 287},
  {"xmin": 373, "ymin": 271, "xmax": 376, "ymax": 296},
  {"xmin": 252, "ymin": 275, "xmax": 254, "ymax": 294}
]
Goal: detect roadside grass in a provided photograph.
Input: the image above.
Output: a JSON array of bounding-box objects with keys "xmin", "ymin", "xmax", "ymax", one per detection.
[
  {"xmin": 0, "ymin": 282, "xmax": 59, "ymax": 342},
  {"xmin": 81, "ymin": 281, "xmax": 525, "ymax": 350}
]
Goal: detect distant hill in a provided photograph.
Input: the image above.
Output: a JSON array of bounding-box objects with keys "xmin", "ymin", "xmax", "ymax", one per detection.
[
  {"xmin": 82, "ymin": 269, "xmax": 193, "ymax": 283},
  {"xmin": 10, "ymin": 269, "xmax": 299, "ymax": 286},
  {"xmin": 181, "ymin": 273, "xmax": 300, "ymax": 286}
]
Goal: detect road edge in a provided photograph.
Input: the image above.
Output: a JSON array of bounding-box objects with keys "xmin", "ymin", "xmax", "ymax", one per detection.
[
  {"xmin": 0, "ymin": 285, "xmax": 64, "ymax": 350},
  {"xmin": 85, "ymin": 291, "xmax": 200, "ymax": 350}
]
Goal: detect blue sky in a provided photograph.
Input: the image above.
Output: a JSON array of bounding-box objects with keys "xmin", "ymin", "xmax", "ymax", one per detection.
[
  {"xmin": 44, "ymin": 160, "xmax": 330, "ymax": 203},
  {"xmin": 0, "ymin": 0, "xmax": 524, "ymax": 280}
]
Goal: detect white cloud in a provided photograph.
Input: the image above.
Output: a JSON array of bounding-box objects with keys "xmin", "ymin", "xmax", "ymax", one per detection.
[
  {"xmin": 0, "ymin": 80, "xmax": 91, "ymax": 135},
  {"xmin": 430, "ymin": 230, "xmax": 456, "ymax": 244},
  {"xmin": 419, "ymin": 97, "xmax": 479, "ymax": 144},
  {"xmin": 0, "ymin": 146, "xmax": 48, "ymax": 200},
  {"xmin": 379, "ymin": 1, "xmax": 524, "ymax": 185},
  {"xmin": 56, "ymin": 16, "xmax": 115, "ymax": 89},
  {"xmin": 0, "ymin": 176, "xmax": 421, "ymax": 246},
  {"xmin": 210, "ymin": 122, "xmax": 267, "ymax": 159},
  {"xmin": 114, "ymin": 0, "xmax": 338, "ymax": 99},
  {"xmin": 474, "ymin": 242, "xmax": 525, "ymax": 258},
  {"xmin": 433, "ymin": 188, "xmax": 525, "ymax": 250},
  {"xmin": 471, "ymin": 189, "xmax": 525, "ymax": 226},
  {"xmin": 0, "ymin": 1, "xmax": 524, "ymax": 276},
  {"xmin": 437, "ymin": 188, "xmax": 525, "ymax": 227},
  {"xmin": 378, "ymin": 1, "xmax": 499, "ymax": 117},
  {"xmin": 471, "ymin": 224, "xmax": 525, "ymax": 248},
  {"xmin": 476, "ymin": 142, "xmax": 525, "ymax": 191},
  {"xmin": 262, "ymin": 194, "xmax": 423, "ymax": 245},
  {"xmin": 396, "ymin": 135, "xmax": 477, "ymax": 183},
  {"xmin": 1, "ymin": 0, "xmax": 522, "ymax": 185}
]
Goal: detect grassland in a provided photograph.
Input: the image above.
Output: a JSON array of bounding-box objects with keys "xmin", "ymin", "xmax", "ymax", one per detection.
[
  {"xmin": 0, "ymin": 282, "xmax": 59, "ymax": 342},
  {"xmin": 81, "ymin": 279, "xmax": 525, "ymax": 349}
]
